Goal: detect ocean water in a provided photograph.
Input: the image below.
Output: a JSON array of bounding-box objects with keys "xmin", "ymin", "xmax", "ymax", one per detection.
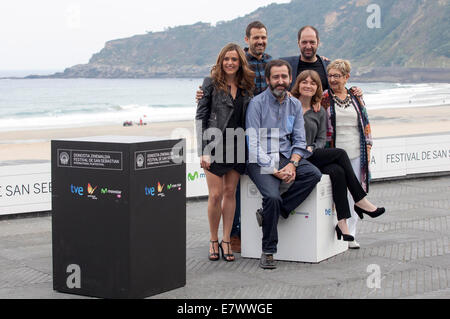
[{"xmin": 0, "ymin": 78, "xmax": 449, "ymax": 132}]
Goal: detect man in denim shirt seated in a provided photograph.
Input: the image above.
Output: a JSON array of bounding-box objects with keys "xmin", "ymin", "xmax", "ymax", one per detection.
[{"xmin": 246, "ymin": 59, "xmax": 322, "ymax": 269}]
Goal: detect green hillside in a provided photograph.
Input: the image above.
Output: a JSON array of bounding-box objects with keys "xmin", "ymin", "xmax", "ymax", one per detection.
[{"xmin": 51, "ymin": 0, "xmax": 450, "ymax": 79}]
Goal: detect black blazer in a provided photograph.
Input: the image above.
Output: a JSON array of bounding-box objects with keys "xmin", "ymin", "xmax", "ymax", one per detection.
[{"xmin": 280, "ymin": 55, "xmax": 330, "ymax": 91}]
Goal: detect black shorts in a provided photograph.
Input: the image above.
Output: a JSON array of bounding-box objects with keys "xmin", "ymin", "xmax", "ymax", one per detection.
[{"xmin": 208, "ymin": 162, "xmax": 246, "ymax": 177}]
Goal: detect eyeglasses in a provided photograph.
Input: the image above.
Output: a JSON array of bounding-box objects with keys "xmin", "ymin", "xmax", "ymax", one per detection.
[{"xmin": 327, "ymin": 74, "xmax": 343, "ymax": 79}]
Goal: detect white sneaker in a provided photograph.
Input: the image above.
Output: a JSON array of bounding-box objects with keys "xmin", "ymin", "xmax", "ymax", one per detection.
[{"xmin": 348, "ymin": 240, "xmax": 360, "ymax": 249}]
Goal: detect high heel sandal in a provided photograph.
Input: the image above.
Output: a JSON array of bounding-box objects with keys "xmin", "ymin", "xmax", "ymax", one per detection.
[
  {"xmin": 208, "ymin": 240, "xmax": 219, "ymax": 261},
  {"xmin": 219, "ymin": 241, "xmax": 235, "ymax": 262},
  {"xmin": 335, "ymin": 225, "xmax": 354, "ymax": 242},
  {"xmin": 354, "ymin": 205, "xmax": 385, "ymax": 220}
]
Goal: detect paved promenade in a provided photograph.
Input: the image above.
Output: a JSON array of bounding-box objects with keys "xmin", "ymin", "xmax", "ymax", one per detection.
[{"xmin": 0, "ymin": 176, "xmax": 449, "ymax": 299}]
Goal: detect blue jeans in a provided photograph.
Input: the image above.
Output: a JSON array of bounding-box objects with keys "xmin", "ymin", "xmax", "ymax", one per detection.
[{"xmin": 247, "ymin": 155, "xmax": 321, "ymax": 254}]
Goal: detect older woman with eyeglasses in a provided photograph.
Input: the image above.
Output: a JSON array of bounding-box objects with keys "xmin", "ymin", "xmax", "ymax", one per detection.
[{"xmin": 322, "ymin": 59, "xmax": 385, "ymax": 249}]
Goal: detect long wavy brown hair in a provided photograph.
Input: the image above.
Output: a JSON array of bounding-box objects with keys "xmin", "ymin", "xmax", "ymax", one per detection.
[
  {"xmin": 211, "ymin": 43, "xmax": 255, "ymax": 96},
  {"xmin": 291, "ymin": 70, "xmax": 323, "ymax": 106}
]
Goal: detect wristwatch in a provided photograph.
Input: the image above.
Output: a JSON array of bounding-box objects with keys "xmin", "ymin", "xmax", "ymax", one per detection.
[{"xmin": 289, "ymin": 160, "xmax": 299, "ymax": 167}]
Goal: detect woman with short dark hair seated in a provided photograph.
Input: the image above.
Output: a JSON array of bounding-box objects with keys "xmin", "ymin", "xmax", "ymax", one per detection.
[{"xmin": 291, "ymin": 68, "xmax": 385, "ymax": 247}]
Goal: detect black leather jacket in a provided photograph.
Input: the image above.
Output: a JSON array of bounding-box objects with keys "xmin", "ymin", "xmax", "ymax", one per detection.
[{"xmin": 195, "ymin": 77, "xmax": 252, "ymax": 156}]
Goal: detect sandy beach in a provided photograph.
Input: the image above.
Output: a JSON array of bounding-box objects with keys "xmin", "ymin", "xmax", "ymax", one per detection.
[{"xmin": 1, "ymin": 105, "xmax": 449, "ymax": 162}]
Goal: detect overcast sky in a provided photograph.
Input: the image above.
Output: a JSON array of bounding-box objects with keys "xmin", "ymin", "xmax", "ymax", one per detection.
[{"xmin": 0, "ymin": 0, "xmax": 290, "ymax": 72}]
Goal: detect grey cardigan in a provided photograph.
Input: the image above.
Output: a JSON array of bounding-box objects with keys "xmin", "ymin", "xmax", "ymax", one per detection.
[{"xmin": 303, "ymin": 106, "xmax": 327, "ymax": 151}]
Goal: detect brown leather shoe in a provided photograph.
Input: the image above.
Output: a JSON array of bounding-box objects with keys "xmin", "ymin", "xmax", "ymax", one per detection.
[{"xmin": 230, "ymin": 235, "xmax": 241, "ymax": 253}]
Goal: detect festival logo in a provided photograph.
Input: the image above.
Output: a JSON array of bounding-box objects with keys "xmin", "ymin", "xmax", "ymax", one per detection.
[
  {"xmin": 145, "ymin": 182, "xmax": 166, "ymax": 198},
  {"xmin": 157, "ymin": 182, "xmax": 165, "ymax": 197},
  {"xmin": 87, "ymin": 183, "xmax": 98, "ymax": 200},
  {"xmin": 166, "ymin": 183, "xmax": 182, "ymax": 191},
  {"xmin": 87, "ymin": 183, "xmax": 97, "ymax": 195},
  {"xmin": 60, "ymin": 152, "xmax": 70, "ymax": 165},
  {"xmin": 101, "ymin": 187, "xmax": 123, "ymax": 199},
  {"xmin": 187, "ymin": 171, "xmax": 206, "ymax": 181},
  {"xmin": 70, "ymin": 183, "xmax": 122, "ymax": 200},
  {"xmin": 144, "ymin": 186, "xmax": 156, "ymax": 196},
  {"xmin": 70, "ymin": 184, "xmax": 84, "ymax": 196},
  {"xmin": 292, "ymin": 211, "xmax": 310, "ymax": 219},
  {"xmin": 136, "ymin": 153, "xmax": 145, "ymax": 169}
]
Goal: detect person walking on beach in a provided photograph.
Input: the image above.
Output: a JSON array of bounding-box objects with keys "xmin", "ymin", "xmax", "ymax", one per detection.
[
  {"xmin": 321, "ymin": 59, "xmax": 385, "ymax": 248},
  {"xmin": 246, "ymin": 60, "xmax": 321, "ymax": 269},
  {"xmin": 195, "ymin": 43, "xmax": 255, "ymax": 262},
  {"xmin": 291, "ymin": 69, "xmax": 385, "ymax": 242}
]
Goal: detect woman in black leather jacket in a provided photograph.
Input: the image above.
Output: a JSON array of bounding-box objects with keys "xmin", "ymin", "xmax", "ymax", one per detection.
[{"xmin": 195, "ymin": 43, "xmax": 254, "ymax": 262}]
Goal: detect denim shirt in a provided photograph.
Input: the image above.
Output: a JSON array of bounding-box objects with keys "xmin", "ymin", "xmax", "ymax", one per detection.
[{"xmin": 246, "ymin": 88, "xmax": 311, "ymax": 169}]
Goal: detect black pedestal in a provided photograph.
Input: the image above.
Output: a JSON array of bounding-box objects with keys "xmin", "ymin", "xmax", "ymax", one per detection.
[{"xmin": 51, "ymin": 136, "xmax": 186, "ymax": 298}]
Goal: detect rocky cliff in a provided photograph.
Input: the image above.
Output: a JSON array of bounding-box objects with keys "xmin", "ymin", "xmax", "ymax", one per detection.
[{"xmin": 37, "ymin": 0, "xmax": 450, "ymax": 81}]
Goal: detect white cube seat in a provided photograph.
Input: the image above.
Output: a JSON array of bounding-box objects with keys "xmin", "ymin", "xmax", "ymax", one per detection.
[{"xmin": 240, "ymin": 174, "xmax": 348, "ymax": 263}]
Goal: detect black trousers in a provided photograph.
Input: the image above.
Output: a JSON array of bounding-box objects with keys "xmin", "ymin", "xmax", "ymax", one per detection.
[{"xmin": 307, "ymin": 148, "xmax": 366, "ymax": 221}]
